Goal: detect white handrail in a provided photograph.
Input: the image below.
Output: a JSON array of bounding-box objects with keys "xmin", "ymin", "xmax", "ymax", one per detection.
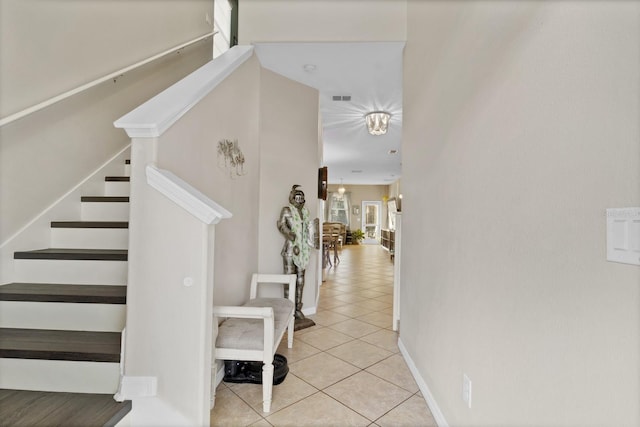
[
  {"xmin": 0, "ymin": 31, "xmax": 216, "ymax": 128},
  {"xmin": 145, "ymin": 164, "xmax": 232, "ymax": 225},
  {"xmin": 114, "ymin": 45, "xmax": 253, "ymax": 138}
]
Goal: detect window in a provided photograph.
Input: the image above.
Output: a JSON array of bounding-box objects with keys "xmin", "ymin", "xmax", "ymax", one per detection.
[
  {"xmin": 213, "ymin": 0, "xmax": 238, "ymax": 58},
  {"xmin": 327, "ymin": 192, "xmax": 350, "ymax": 227}
]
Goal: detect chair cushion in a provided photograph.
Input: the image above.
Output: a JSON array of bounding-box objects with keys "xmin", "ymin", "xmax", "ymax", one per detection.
[{"xmin": 216, "ymin": 298, "xmax": 294, "ymax": 351}]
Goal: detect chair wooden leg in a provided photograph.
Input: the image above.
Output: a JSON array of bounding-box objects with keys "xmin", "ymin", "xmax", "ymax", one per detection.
[
  {"xmin": 210, "ymin": 362, "xmax": 218, "ymax": 410},
  {"xmin": 287, "ymin": 315, "xmax": 294, "ymax": 348},
  {"xmin": 262, "ymin": 363, "xmax": 274, "ymax": 413}
]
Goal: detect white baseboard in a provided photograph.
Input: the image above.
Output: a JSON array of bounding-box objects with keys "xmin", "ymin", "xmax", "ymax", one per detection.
[
  {"xmin": 114, "ymin": 375, "xmax": 158, "ymax": 401},
  {"xmin": 122, "ymin": 396, "xmax": 192, "ymax": 426},
  {"xmin": 210, "ymin": 362, "xmax": 226, "ymax": 410},
  {"xmin": 215, "ymin": 363, "xmax": 225, "ymax": 389},
  {"xmin": 398, "ymin": 337, "xmax": 449, "ymax": 427}
]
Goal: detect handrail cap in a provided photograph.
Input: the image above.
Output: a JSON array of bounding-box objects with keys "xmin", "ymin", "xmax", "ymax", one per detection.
[
  {"xmin": 146, "ymin": 164, "xmax": 232, "ymax": 225},
  {"xmin": 115, "ymin": 45, "xmax": 254, "ymax": 138}
]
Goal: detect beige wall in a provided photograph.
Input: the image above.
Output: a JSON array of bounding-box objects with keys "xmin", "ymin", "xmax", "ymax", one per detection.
[
  {"xmin": 238, "ymin": 0, "xmax": 406, "ymax": 44},
  {"xmin": 0, "ymin": 1, "xmax": 214, "ymax": 244},
  {"xmin": 122, "ymin": 55, "xmax": 261, "ymax": 421},
  {"xmin": 156, "ymin": 55, "xmax": 261, "ymax": 306},
  {"xmin": 151, "ymin": 56, "xmax": 321, "ymax": 308},
  {"xmin": 1, "ymin": 0, "xmax": 213, "ymax": 116},
  {"xmin": 402, "ymin": 1, "xmax": 640, "ymax": 426},
  {"xmin": 122, "ymin": 50, "xmax": 320, "ymax": 418},
  {"xmin": 258, "ymin": 68, "xmax": 320, "ymax": 309},
  {"xmin": 327, "ymin": 184, "xmax": 389, "ymax": 230}
]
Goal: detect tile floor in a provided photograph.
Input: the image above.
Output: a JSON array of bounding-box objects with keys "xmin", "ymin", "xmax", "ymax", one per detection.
[{"xmin": 210, "ymin": 244, "xmax": 437, "ymax": 426}]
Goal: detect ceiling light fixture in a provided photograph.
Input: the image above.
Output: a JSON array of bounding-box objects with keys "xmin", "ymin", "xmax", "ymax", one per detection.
[
  {"xmin": 365, "ymin": 111, "xmax": 391, "ymax": 136},
  {"xmin": 338, "ymin": 179, "xmax": 346, "ymax": 195}
]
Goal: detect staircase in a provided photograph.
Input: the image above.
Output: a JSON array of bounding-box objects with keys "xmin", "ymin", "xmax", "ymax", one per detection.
[{"xmin": 0, "ymin": 158, "xmax": 132, "ymax": 425}]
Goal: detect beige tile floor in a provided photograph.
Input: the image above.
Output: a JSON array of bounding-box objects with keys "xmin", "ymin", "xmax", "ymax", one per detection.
[{"xmin": 211, "ymin": 244, "xmax": 437, "ymax": 427}]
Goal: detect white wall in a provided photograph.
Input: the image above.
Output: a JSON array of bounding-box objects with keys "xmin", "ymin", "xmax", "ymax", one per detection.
[
  {"xmin": 125, "ymin": 139, "xmax": 216, "ymax": 423},
  {"xmin": 213, "ymin": 0, "xmax": 233, "ymax": 58},
  {"xmin": 402, "ymin": 1, "xmax": 640, "ymax": 426}
]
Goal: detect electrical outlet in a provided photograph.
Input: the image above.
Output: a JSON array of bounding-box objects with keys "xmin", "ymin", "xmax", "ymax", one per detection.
[
  {"xmin": 205, "ymin": 13, "xmax": 211, "ymax": 25},
  {"xmin": 462, "ymin": 373, "xmax": 472, "ymax": 408}
]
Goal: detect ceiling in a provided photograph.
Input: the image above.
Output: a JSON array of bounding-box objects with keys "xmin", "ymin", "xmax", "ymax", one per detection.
[{"xmin": 254, "ymin": 42, "xmax": 404, "ymax": 186}]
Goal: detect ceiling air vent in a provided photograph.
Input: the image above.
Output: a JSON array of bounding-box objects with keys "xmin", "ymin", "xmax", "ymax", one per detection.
[
  {"xmin": 351, "ymin": 170, "xmax": 363, "ymax": 174},
  {"xmin": 332, "ymin": 95, "xmax": 352, "ymax": 101}
]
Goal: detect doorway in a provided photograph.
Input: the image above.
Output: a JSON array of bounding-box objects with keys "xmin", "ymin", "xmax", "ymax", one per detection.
[{"xmin": 361, "ymin": 201, "xmax": 382, "ymax": 245}]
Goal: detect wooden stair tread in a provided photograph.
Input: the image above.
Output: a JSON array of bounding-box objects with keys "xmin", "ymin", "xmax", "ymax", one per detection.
[
  {"xmin": 50, "ymin": 221, "xmax": 128, "ymax": 229},
  {"xmin": 104, "ymin": 176, "xmax": 130, "ymax": 182},
  {"xmin": 0, "ymin": 283, "xmax": 126, "ymax": 304},
  {"xmin": 0, "ymin": 328, "xmax": 121, "ymax": 362},
  {"xmin": 80, "ymin": 196, "xmax": 129, "ymax": 202},
  {"xmin": 14, "ymin": 249, "xmax": 127, "ymax": 261},
  {"xmin": 0, "ymin": 389, "xmax": 131, "ymax": 427}
]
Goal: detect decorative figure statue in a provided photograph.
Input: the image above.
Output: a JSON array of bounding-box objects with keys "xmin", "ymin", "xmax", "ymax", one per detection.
[{"xmin": 277, "ymin": 185, "xmax": 316, "ymax": 330}]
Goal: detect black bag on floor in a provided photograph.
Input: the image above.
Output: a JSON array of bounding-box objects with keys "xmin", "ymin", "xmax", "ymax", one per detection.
[{"xmin": 223, "ymin": 354, "xmax": 289, "ymax": 385}]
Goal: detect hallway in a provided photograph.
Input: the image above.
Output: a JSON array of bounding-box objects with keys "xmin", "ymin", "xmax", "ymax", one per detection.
[{"xmin": 210, "ymin": 244, "xmax": 436, "ymax": 426}]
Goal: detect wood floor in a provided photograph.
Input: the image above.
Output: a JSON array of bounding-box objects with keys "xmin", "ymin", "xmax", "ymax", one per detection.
[
  {"xmin": 0, "ymin": 283, "xmax": 126, "ymax": 304},
  {"xmin": 0, "ymin": 328, "xmax": 121, "ymax": 362},
  {"xmin": 0, "ymin": 389, "xmax": 131, "ymax": 427}
]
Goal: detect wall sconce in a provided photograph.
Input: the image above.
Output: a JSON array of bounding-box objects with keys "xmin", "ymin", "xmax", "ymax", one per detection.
[
  {"xmin": 365, "ymin": 111, "xmax": 391, "ymax": 135},
  {"xmin": 217, "ymin": 139, "xmax": 246, "ymax": 178}
]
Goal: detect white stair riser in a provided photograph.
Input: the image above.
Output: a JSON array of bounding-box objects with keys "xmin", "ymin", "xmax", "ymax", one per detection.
[
  {"xmin": 1, "ymin": 151, "xmax": 130, "ymax": 398},
  {"xmin": 81, "ymin": 202, "xmax": 129, "ymax": 221},
  {"xmin": 0, "ymin": 301, "xmax": 125, "ymax": 332},
  {"xmin": 105, "ymin": 182, "xmax": 131, "ymax": 196},
  {"xmin": 13, "ymin": 259, "xmax": 127, "ymax": 284},
  {"xmin": 51, "ymin": 228, "xmax": 129, "ymax": 249},
  {"xmin": 115, "ymin": 414, "xmax": 132, "ymax": 427},
  {"xmin": 0, "ymin": 358, "xmax": 120, "ymax": 393}
]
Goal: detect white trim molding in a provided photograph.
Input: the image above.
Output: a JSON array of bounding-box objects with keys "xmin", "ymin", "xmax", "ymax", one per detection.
[
  {"xmin": 398, "ymin": 337, "xmax": 449, "ymax": 427},
  {"xmin": 114, "ymin": 45, "xmax": 254, "ymax": 138},
  {"xmin": 114, "ymin": 376, "xmax": 158, "ymax": 401},
  {"xmin": 145, "ymin": 165, "xmax": 232, "ymax": 225}
]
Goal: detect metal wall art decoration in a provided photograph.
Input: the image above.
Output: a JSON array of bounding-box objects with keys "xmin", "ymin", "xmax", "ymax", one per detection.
[{"xmin": 217, "ymin": 139, "xmax": 246, "ymax": 178}]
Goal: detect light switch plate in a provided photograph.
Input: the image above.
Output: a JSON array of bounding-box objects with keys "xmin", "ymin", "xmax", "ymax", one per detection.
[{"xmin": 606, "ymin": 208, "xmax": 640, "ymax": 266}]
